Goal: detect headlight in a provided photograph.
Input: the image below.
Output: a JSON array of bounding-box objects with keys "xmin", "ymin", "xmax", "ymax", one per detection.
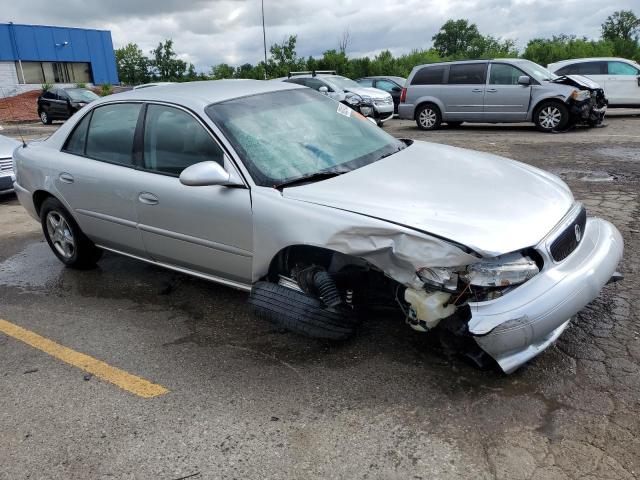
[
  {"xmin": 570, "ymin": 89, "xmax": 590, "ymax": 102},
  {"xmin": 416, "ymin": 267, "xmax": 459, "ymax": 292},
  {"xmin": 360, "ymin": 95, "xmax": 372, "ymax": 105},
  {"xmin": 360, "ymin": 106, "xmax": 373, "ymax": 116},
  {"xmin": 345, "ymin": 94, "xmax": 361, "ymax": 106},
  {"xmin": 462, "ymin": 253, "xmax": 539, "ymax": 287}
]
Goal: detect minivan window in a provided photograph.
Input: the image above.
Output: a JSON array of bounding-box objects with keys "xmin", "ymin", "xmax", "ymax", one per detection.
[
  {"xmin": 608, "ymin": 61, "xmax": 639, "ymax": 75},
  {"xmin": 143, "ymin": 104, "xmax": 224, "ymax": 175},
  {"xmin": 558, "ymin": 62, "xmax": 605, "ymax": 75},
  {"xmin": 447, "ymin": 63, "xmax": 487, "ymax": 84},
  {"xmin": 489, "ymin": 64, "xmax": 525, "ymax": 85},
  {"xmin": 411, "ymin": 66, "xmax": 445, "ymax": 85},
  {"xmin": 63, "ymin": 112, "xmax": 91, "ymax": 155},
  {"xmin": 85, "ymin": 103, "xmax": 141, "ymax": 166}
]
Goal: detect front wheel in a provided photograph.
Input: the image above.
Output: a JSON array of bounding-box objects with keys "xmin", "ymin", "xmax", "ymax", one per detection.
[
  {"xmin": 415, "ymin": 104, "xmax": 441, "ymax": 131},
  {"xmin": 534, "ymin": 101, "xmax": 569, "ymax": 132},
  {"xmin": 40, "ymin": 197, "xmax": 102, "ymax": 269}
]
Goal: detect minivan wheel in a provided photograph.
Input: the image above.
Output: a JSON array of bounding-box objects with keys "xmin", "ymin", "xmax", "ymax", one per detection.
[
  {"xmin": 40, "ymin": 111, "xmax": 52, "ymax": 125},
  {"xmin": 40, "ymin": 197, "xmax": 102, "ymax": 269},
  {"xmin": 249, "ymin": 281, "xmax": 356, "ymax": 341},
  {"xmin": 415, "ymin": 104, "xmax": 441, "ymax": 130},
  {"xmin": 534, "ymin": 101, "xmax": 568, "ymax": 132}
]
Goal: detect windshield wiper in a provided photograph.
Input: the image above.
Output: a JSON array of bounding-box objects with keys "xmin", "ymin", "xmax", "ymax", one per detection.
[{"xmin": 274, "ymin": 169, "xmax": 349, "ymax": 190}]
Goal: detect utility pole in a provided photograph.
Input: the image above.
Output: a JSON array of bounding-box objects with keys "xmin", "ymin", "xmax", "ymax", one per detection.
[{"xmin": 261, "ymin": 0, "xmax": 268, "ymax": 79}]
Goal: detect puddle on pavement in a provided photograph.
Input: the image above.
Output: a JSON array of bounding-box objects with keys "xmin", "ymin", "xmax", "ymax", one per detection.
[
  {"xmin": 552, "ymin": 169, "xmax": 615, "ymax": 182},
  {"xmin": 595, "ymin": 146, "xmax": 640, "ymax": 162},
  {"xmin": 0, "ymin": 241, "xmax": 64, "ymax": 289}
]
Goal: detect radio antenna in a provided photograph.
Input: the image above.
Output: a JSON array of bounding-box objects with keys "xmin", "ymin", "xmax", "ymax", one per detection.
[{"xmin": 0, "ymin": 86, "xmax": 27, "ymax": 148}]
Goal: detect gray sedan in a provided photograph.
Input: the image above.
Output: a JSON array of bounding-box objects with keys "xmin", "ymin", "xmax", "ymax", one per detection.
[{"xmin": 13, "ymin": 80, "xmax": 623, "ymax": 373}]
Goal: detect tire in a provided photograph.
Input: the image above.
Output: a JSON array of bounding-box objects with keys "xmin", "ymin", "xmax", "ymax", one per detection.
[
  {"xmin": 415, "ymin": 103, "xmax": 441, "ymax": 130},
  {"xmin": 39, "ymin": 110, "xmax": 52, "ymax": 125},
  {"xmin": 447, "ymin": 121, "xmax": 463, "ymax": 128},
  {"xmin": 40, "ymin": 197, "xmax": 102, "ymax": 269},
  {"xmin": 534, "ymin": 101, "xmax": 569, "ymax": 132},
  {"xmin": 249, "ymin": 281, "xmax": 356, "ymax": 341}
]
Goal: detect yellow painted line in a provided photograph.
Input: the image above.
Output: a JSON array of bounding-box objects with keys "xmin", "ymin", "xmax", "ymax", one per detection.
[{"xmin": 0, "ymin": 319, "xmax": 169, "ymax": 398}]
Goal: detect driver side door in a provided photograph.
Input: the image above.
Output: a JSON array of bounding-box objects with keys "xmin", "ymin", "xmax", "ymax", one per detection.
[{"xmin": 133, "ymin": 103, "xmax": 253, "ymax": 286}]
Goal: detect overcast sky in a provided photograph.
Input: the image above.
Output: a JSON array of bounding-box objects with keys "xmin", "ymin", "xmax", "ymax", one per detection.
[{"xmin": 2, "ymin": 0, "xmax": 637, "ymax": 71}]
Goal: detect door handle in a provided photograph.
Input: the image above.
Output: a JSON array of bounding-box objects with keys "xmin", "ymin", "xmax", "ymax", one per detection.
[
  {"xmin": 486, "ymin": 88, "xmax": 497, "ymax": 93},
  {"xmin": 138, "ymin": 192, "xmax": 159, "ymax": 205},
  {"xmin": 472, "ymin": 88, "xmax": 484, "ymax": 93},
  {"xmin": 58, "ymin": 172, "xmax": 74, "ymax": 184}
]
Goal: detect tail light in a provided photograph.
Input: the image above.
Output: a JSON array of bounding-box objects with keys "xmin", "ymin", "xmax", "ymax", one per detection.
[{"xmin": 400, "ymin": 88, "xmax": 407, "ymax": 103}]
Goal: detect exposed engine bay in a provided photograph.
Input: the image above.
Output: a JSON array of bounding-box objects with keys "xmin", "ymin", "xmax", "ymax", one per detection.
[{"xmin": 552, "ymin": 74, "xmax": 607, "ymax": 127}]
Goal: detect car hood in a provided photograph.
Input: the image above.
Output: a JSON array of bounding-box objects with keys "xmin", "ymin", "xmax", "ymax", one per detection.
[
  {"xmin": 551, "ymin": 74, "xmax": 602, "ymax": 90},
  {"xmin": 0, "ymin": 134, "xmax": 20, "ymax": 158},
  {"xmin": 282, "ymin": 141, "xmax": 574, "ymax": 257},
  {"xmin": 343, "ymin": 86, "xmax": 391, "ymax": 100}
]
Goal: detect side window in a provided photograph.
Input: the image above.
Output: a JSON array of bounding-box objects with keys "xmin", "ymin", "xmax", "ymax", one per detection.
[
  {"xmin": 57, "ymin": 89, "xmax": 69, "ymax": 101},
  {"xmin": 143, "ymin": 104, "xmax": 224, "ymax": 175},
  {"xmin": 357, "ymin": 78, "xmax": 373, "ymax": 87},
  {"xmin": 608, "ymin": 61, "xmax": 639, "ymax": 76},
  {"xmin": 85, "ymin": 103, "xmax": 141, "ymax": 166},
  {"xmin": 285, "ymin": 78, "xmax": 306, "ymax": 86},
  {"xmin": 556, "ymin": 65, "xmax": 575, "ymax": 75},
  {"xmin": 411, "ymin": 66, "xmax": 445, "ymax": 85},
  {"xmin": 575, "ymin": 61, "xmax": 606, "ymax": 75},
  {"xmin": 41, "ymin": 91, "xmax": 56, "ymax": 100},
  {"xmin": 489, "ymin": 64, "xmax": 525, "ymax": 85},
  {"xmin": 376, "ymin": 80, "xmax": 398, "ymax": 92},
  {"xmin": 447, "ymin": 63, "xmax": 487, "ymax": 84},
  {"xmin": 63, "ymin": 112, "xmax": 91, "ymax": 155}
]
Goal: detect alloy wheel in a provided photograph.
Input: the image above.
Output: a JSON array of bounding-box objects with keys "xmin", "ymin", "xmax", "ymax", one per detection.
[
  {"xmin": 40, "ymin": 112, "xmax": 48, "ymax": 124},
  {"xmin": 539, "ymin": 106, "xmax": 562, "ymax": 130},
  {"xmin": 419, "ymin": 108, "xmax": 437, "ymax": 128},
  {"xmin": 46, "ymin": 211, "xmax": 75, "ymax": 259}
]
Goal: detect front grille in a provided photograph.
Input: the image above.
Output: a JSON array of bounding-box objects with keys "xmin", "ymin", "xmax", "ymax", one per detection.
[
  {"xmin": 549, "ymin": 206, "xmax": 587, "ymax": 262},
  {"xmin": 0, "ymin": 157, "xmax": 12, "ymax": 173}
]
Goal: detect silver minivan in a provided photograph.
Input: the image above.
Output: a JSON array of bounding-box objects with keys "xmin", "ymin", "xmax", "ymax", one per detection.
[{"xmin": 398, "ymin": 59, "xmax": 607, "ymax": 132}]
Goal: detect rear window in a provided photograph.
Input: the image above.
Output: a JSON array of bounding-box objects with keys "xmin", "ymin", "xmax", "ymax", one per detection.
[
  {"xmin": 63, "ymin": 112, "xmax": 91, "ymax": 155},
  {"xmin": 447, "ymin": 63, "xmax": 487, "ymax": 84},
  {"xmin": 411, "ymin": 66, "xmax": 445, "ymax": 85},
  {"xmin": 85, "ymin": 103, "xmax": 142, "ymax": 166}
]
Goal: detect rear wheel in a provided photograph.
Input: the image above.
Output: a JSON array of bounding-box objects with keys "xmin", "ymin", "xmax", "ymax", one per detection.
[
  {"xmin": 40, "ymin": 197, "xmax": 102, "ymax": 269},
  {"xmin": 415, "ymin": 104, "xmax": 441, "ymax": 131},
  {"xmin": 534, "ymin": 101, "xmax": 568, "ymax": 132},
  {"xmin": 39, "ymin": 110, "xmax": 52, "ymax": 125},
  {"xmin": 249, "ymin": 281, "xmax": 356, "ymax": 341}
]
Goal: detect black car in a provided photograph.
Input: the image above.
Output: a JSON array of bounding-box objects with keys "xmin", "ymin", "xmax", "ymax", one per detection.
[
  {"xmin": 37, "ymin": 87, "xmax": 100, "ymax": 124},
  {"xmin": 355, "ymin": 76, "xmax": 406, "ymax": 114}
]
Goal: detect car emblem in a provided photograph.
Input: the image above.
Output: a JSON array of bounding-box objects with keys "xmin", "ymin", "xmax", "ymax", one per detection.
[{"xmin": 574, "ymin": 224, "xmax": 582, "ymax": 242}]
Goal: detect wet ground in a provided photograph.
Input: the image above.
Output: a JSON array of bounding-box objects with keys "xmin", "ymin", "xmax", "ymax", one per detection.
[{"xmin": 1, "ymin": 113, "xmax": 639, "ymax": 479}]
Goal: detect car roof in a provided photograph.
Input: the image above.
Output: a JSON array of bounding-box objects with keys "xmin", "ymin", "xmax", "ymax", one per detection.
[
  {"xmin": 358, "ymin": 76, "xmax": 406, "ymax": 82},
  {"xmin": 548, "ymin": 57, "xmax": 634, "ymax": 68},
  {"xmin": 92, "ymin": 79, "xmax": 304, "ymax": 110}
]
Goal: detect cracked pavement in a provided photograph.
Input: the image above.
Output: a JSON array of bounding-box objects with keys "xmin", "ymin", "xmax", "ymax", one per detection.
[{"xmin": 0, "ymin": 114, "xmax": 639, "ymax": 479}]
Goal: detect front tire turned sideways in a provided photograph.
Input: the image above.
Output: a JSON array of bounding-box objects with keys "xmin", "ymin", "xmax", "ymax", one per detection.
[
  {"xmin": 40, "ymin": 197, "xmax": 102, "ymax": 269},
  {"xmin": 415, "ymin": 104, "xmax": 441, "ymax": 131}
]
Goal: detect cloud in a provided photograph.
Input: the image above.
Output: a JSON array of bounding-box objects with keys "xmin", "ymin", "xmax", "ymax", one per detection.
[{"xmin": 2, "ymin": 0, "xmax": 636, "ymax": 71}]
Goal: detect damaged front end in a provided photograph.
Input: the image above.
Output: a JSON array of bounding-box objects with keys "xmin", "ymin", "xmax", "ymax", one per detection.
[{"xmin": 553, "ymin": 75, "xmax": 607, "ymax": 127}]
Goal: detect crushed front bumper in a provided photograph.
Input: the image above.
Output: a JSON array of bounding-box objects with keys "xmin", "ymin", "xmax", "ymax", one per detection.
[{"xmin": 467, "ymin": 217, "xmax": 623, "ymax": 373}]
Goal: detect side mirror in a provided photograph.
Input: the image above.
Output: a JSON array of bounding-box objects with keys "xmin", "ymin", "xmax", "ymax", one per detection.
[
  {"xmin": 179, "ymin": 161, "xmax": 240, "ymax": 187},
  {"xmin": 318, "ymin": 86, "xmax": 329, "ymax": 94},
  {"xmin": 518, "ymin": 75, "xmax": 531, "ymax": 86}
]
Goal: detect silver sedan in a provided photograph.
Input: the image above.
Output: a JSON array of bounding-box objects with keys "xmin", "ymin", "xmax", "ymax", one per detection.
[{"xmin": 13, "ymin": 80, "xmax": 623, "ymax": 373}]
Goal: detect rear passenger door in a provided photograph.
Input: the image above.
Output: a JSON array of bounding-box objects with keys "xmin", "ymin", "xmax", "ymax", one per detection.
[
  {"xmin": 132, "ymin": 104, "xmax": 253, "ymax": 286},
  {"xmin": 54, "ymin": 103, "xmax": 147, "ymax": 256},
  {"xmin": 483, "ymin": 63, "xmax": 531, "ymax": 121},
  {"xmin": 439, "ymin": 63, "xmax": 487, "ymax": 121}
]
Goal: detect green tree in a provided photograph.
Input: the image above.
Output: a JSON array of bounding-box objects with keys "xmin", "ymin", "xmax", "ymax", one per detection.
[
  {"xmin": 267, "ymin": 35, "xmax": 305, "ymax": 77},
  {"xmin": 601, "ymin": 10, "xmax": 640, "ymax": 59},
  {"xmin": 114, "ymin": 43, "xmax": 150, "ymax": 85},
  {"xmin": 432, "ymin": 19, "xmax": 483, "ymax": 58},
  {"xmin": 523, "ymin": 35, "xmax": 614, "ymax": 66},
  {"xmin": 150, "ymin": 39, "xmax": 187, "ymax": 81},
  {"xmin": 211, "ymin": 63, "xmax": 236, "ymax": 79}
]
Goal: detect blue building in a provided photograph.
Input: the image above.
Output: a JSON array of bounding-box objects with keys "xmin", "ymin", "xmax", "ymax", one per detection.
[{"xmin": 0, "ymin": 22, "xmax": 119, "ymax": 96}]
